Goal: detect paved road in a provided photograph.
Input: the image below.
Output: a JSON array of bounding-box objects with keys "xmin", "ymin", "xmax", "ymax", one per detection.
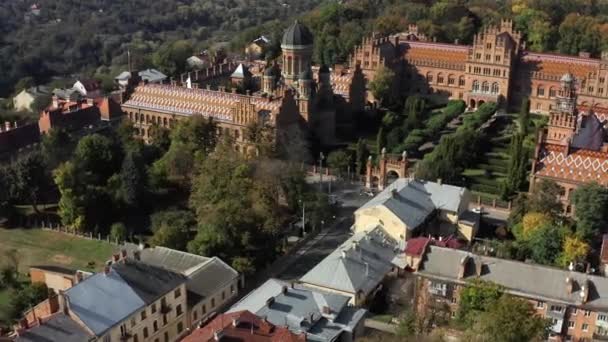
[{"xmin": 276, "ymin": 180, "xmax": 371, "ymax": 281}]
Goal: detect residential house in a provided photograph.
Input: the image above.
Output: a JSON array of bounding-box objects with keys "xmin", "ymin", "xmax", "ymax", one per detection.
[
  {"xmin": 182, "ymin": 310, "xmax": 306, "ymax": 342},
  {"xmin": 12, "ymin": 86, "xmax": 50, "ymax": 111},
  {"xmin": 415, "ymin": 245, "xmax": 608, "ymax": 341},
  {"xmin": 120, "ymin": 244, "xmax": 242, "ymax": 329},
  {"xmin": 29, "ymin": 265, "xmax": 91, "ymax": 294},
  {"xmin": 229, "ymin": 278, "xmax": 366, "ymax": 342},
  {"xmin": 246, "ymin": 36, "xmax": 271, "ymax": 60},
  {"xmin": 62, "ymin": 256, "xmax": 189, "ymax": 342},
  {"xmin": 115, "ymin": 69, "xmax": 168, "ymax": 88},
  {"xmin": 299, "ymin": 227, "xmax": 402, "ymax": 306},
  {"xmin": 353, "ymin": 178, "xmax": 476, "ymax": 243},
  {"xmin": 73, "ymin": 79, "xmax": 102, "ymax": 98}
]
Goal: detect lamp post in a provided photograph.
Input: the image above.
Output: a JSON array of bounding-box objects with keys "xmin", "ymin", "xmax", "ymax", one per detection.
[
  {"xmin": 318, "ymin": 152, "xmax": 325, "ymax": 192},
  {"xmin": 298, "ymin": 199, "xmax": 306, "ymax": 236}
]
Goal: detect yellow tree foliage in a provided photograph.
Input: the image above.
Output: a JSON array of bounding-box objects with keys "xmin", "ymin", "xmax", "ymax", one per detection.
[
  {"xmin": 561, "ymin": 237, "xmax": 590, "ymax": 266},
  {"xmin": 511, "ymin": 0, "xmax": 528, "ymax": 14},
  {"xmin": 522, "ymin": 212, "xmax": 551, "ymax": 237}
]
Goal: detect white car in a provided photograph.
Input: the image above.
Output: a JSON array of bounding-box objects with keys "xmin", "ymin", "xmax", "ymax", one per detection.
[{"xmin": 472, "ymin": 207, "xmax": 485, "ymax": 214}]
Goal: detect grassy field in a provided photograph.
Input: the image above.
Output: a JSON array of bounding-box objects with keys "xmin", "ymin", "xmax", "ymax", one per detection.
[
  {"xmin": 0, "ymin": 228, "xmax": 115, "ymax": 273},
  {"xmin": 0, "ymin": 228, "xmax": 115, "ymax": 324}
]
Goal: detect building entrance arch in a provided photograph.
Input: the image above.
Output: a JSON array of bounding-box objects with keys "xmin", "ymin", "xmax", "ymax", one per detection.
[{"xmin": 365, "ymin": 149, "xmax": 409, "ymax": 190}]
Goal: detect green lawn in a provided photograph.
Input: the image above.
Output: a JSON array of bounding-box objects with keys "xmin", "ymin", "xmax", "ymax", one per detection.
[{"xmin": 0, "ymin": 228, "xmax": 116, "ymax": 273}]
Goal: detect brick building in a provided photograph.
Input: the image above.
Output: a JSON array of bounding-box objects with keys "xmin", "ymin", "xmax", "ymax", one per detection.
[
  {"xmin": 414, "ymin": 245, "xmax": 608, "ymax": 341},
  {"xmin": 122, "ymin": 21, "xmax": 366, "ymax": 149},
  {"xmin": 38, "ymin": 95, "xmax": 122, "ymax": 135},
  {"xmin": 530, "ymin": 73, "xmax": 608, "ymax": 211},
  {"xmin": 352, "ymin": 20, "xmax": 608, "ymax": 113}
]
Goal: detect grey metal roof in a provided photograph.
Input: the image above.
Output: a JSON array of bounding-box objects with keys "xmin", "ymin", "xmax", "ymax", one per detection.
[
  {"xmin": 139, "ymin": 69, "xmax": 167, "ymax": 83},
  {"xmin": 299, "ymin": 227, "xmax": 398, "ymax": 295},
  {"xmin": 115, "ymin": 71, "xmax": 132, "ymax": 81},
  {"xmin": 52, "ymin": 88, "xmax": 81, "ymax": 101},
  {"xmin": 118, "ymin": 245, "xmax": 238, "ymax": 307},
  {"xmin": 281, "ymin": 20, "xmax": 313, "ymax": 47},
  {"xmin": 120, "ymin": 244, "xmax": 210, "ymax": 273},
  {"xmin": 419, "ymin": 245, "xmax": 608, "ymax": 310},
  {"xmin": 357, "ymin": 179, "xmax": 467, "ymax": 230},
  {"xmin": 186, "ymin": 257, "xmax": 239, "ymax": 304},
  {"xmin": 229, "ymin": 279, "xmax": 365, "ymax": 342},
  {"xmin": 64, "ymin": 259, "xmax": 186, "ymax": 336},
  {"xmin": 572, "ymin": 112, "xmax": 606, "ymax": 151},
  {"xmin": 15, "ymin": 313, "xmax": 93, "ymax": 342}
]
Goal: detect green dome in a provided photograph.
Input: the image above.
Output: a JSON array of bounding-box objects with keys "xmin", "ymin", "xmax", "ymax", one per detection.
[{"xmin": 281, "ymin": 20, "xmax": 313, "ymax": 47}]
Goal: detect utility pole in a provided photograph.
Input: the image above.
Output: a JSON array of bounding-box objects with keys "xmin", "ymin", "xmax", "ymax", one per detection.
[{"xmin": 302, "ymin": 201, "xmax": 306, "ymax": 236}]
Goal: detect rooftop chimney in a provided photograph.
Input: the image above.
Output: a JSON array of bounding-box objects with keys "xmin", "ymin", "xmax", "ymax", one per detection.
[
  {"xmin": 437, "ymin": 178, "xmax": 442, "ymax": 185},
  {"xmin": 341, "ymin": 250, "xmax": 347, "ymax": 259},
  {"xmin": 580, "ymin": 280, "xmax": 591, "ymax": 303},
  {"xmin": 474, "ymin": 257, "xmax": 483, "ymax": 276},
  {"xmin": 282, "ymin": 285, "xmax": 288, "ymax": 295},
  {"xmin": 566, "ymin": 277, "xmax": 574, "ymax": 294},
  {"xmin": 266, "ymin": 296, "xmax": 275, "ymax": 307},
  {"xmin": 214, "ymin": 330, "xmax": 224, "ymax": 341},
  {"xmin": 391, "ymin": 189, "xmax": 398, "ymax": 198},
  {"xmin": 75, "ymin": 271, "xmax": 84, "ymax": 283},
  {"xmin": 232, "ymin": 318, "xmax": 239, "ymax": 327}
]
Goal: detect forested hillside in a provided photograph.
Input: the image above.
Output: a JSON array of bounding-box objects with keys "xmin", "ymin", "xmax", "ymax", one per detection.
[
  {"xmin": 0, "ymin": 0, "xmax": 322, "ymax": 97},
  {"xmin": 3, "ymin": 0, "xmax": 608, "ymax": 98}
]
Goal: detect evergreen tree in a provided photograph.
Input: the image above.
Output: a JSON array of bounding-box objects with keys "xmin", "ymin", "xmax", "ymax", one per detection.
[
  {"xmin": 518, "ymin": 97, "xmax": 530, "ymax": 135},
  {"xmin": 120, "ymin": 151, "xmax": 145, "ymax": 207},
  {"xmin": 376, "ymin": 127, "xmax": 386, "ymax": 156},
  {"xmin": 355, "ymin": 139, "xmax": 369, "ymax": 175}
]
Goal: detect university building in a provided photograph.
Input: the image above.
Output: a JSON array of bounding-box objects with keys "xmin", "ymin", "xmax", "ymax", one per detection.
[
  {"xmin": 121, "ymin": 21, "xmax": 366, "ymax": 150},
  {"xmin": 353, "ymin": 20, "xmax": 608, "ymax": 114}
]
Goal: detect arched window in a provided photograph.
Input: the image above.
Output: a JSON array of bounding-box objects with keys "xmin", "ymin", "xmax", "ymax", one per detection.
[
  {"xmin": 537, "ymin": 85, "xmax": 545, "ymax": 97},
  {"xmin": 426, "ymin": 72, "xmax": 434, "ymax": 83},
  {"xmin": 163, "ymin": 117, "xmax": 168, "ymax": 127},
  {"xmin": 437, "ymin": 73, "xmax": 444, "ymax": 84},
  {"xmin": 459, "ymin": 76, "xmax": 466, "ymax": 86},
  {"xmin": 472, "ymin": 80, "xmax": 480, "ymax": 92},
  {"xmin": 145, "ymin": 114, "xmax": 149, "ymax": 123},
  {"xmin": 235, "ymin": 129, "xmax": 240, "ymax": 140},
  {"xmin": 549, "ymin": 87, "xmax": 556, "ymax": 98},
  {"xmin": 481, "ymin": 81, "xmax": 489, "ymax": 93},
  {"xmin": 448, "ymin": 75, "xmax": 455, "ymax": 85},
  {"xmin": 135, "ymin": 113, "xmax": 139, "ymax": 121},
  {"xmin": 491, "ymin": 83, "xmax": 499, "ymax": 94}
]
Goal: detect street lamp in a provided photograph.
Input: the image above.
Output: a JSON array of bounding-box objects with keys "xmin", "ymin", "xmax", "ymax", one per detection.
[
  {"xmin": 298, "ymin": 199, "xmax": 306, "ymax": 236},
  {"xmin": 319, "ymin": 152, "xmax": 325, "ymax": 192}
]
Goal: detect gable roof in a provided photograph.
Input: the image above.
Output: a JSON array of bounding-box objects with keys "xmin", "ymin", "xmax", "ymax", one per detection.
[
  {"xmin": 139, "ymin": 69, "xmax": 167, "ymax": 83},
  {"xmin": 64, "ymin": 259, "xmax": 186, "ymax": 336},
  {"xmin": 231, "ymin": 63, "xmax": 252, "ymax": 79},
  {"xmin": 300, "ymin": 227, "xmax": 399, "ymax": 295},
  {"xmin": 229, "ymin": 279, "xmax": 365, "ymax": 342},
  {"xmin": 357, "ymin": 178, "xmax": 468, "ymax": 230},
  {"xmin": 15, "ymin": 313, "xmax": 93, "ymax": 342},
  {"xmin": 418, "ymin": 245, "xmax": 608, "ymax": 310},
  {"xmin": 182, "ymin": 310, "xmax": 306, "ymax": 342}
]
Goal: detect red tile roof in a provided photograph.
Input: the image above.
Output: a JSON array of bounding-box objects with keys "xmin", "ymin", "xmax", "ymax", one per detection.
[
  {"xmin": 534, "ymin": 143, "xmax": 608, "ymax": 185},
  {"xmin": 404, "ymin": 237, "xmax": 430, "ymax": 257},
  {"xmin": 182, "ymin": 310, "xmax": 306, "ymax": 342}
]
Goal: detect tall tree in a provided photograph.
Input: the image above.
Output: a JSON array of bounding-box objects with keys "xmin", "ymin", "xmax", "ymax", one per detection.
[
  {"xmin": 572, "ymin": 183, "xmax": 608, "ymax": 242},
  {"xmin": 355, "ymin": 138, "xmax": 369, "ymax": 175},
  {"xmin": 369, "ymin": 65, "xmax": 395, "ymax": 106},
  {"xmin": 376, "ymin": 127, "xmax": 386, "ymax": 156},
  {"xmin": 465, "ymin": 295, "xmax": 550, "ymax": 342},
  {"xmin": 9, "ymin": 152, "xmax": 53, "ymax": 213}
]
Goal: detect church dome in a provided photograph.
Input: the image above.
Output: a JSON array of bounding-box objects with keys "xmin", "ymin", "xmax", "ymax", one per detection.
[
  {"xmin": 281, "ymin": 20, "xmax": 314, "ymax": 47},
  {"xmin": 561, "ymin": 73, "xmax": 574, "ymax": 83}
]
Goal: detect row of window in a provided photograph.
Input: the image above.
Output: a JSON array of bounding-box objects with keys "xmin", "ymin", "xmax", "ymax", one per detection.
[
  {"xmin": 425, "ymin": 73, "xmax": 466, "ymax": 87},
  {"xmin": 469, "ymin": 66, "xmax": 507, "ymax": 77},
  {"xmin": 192, "ymin": 285, "xmax": 237, "ymax": 323},
  {"xmin": 471, "ymin": 80, "xmax": 500, "ymax": 94},
  {"xmin": 128, "ymin": 112, "xmax": 172, "ymax": 128},
  {"xmin": 473, "ymin": 52, "xmax": 503, "ymax": 63}
]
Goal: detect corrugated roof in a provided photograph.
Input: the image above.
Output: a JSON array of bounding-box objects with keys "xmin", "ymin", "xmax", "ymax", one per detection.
[
  {"xmin": 357, "ymin": 179, "xmax": 467, "ymax": 230},
  {"xmin": 120, "ymin": 244, "xmax": 210, "ymax": 273},
  {"xmin": 300, "ymin": 227, "xmax": 398, "ymax": 295},
  {"xmin": 139, "ymin": 69, "xmax": 167, "ymax": 83},
  {"xmin": 15, "ymin": 313, "xmax": 93, "ymax": 342},
  {"xmin": 65, "ymin": 260, "xmax": 186, "ymax": 336},
  {"xmin": 229, "ymin": 279, "xmax": 365, "ymax": 342},
  {"xmin": 419, "ymin": 245, "xmax": 608, "ymax": 310},
  {"xmin": 186, "ymin": 257, "xmax": 239, "ymax": 303}
]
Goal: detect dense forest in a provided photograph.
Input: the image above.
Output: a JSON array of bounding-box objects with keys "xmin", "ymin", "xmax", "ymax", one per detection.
[
  {"xmin": 0, "ymin": 0, "xmax": 323, "ymax": 97},
  {"xmin": 3, "ymin": 0, "xmax": 608, "ymax": 98}
]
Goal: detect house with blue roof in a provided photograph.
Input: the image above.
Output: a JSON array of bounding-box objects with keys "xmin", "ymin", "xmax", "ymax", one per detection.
[{"xmin": 61, "ymin": 257, "xmax": 189, "ymax": 342}]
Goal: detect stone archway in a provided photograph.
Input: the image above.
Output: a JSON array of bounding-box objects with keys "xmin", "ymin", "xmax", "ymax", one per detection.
[
  {"xmin": 365, "ymin": 149, "xmax": 409, "ymax": 190},
  {"xmin": 470, "ymin": 99, "xmax": 476, "ymax": 109}
]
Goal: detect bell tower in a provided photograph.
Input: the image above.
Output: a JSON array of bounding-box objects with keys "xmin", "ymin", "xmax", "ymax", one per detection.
[{"xmin": 281, "ymin": 21, "xmax": 314, "ymax": 86}]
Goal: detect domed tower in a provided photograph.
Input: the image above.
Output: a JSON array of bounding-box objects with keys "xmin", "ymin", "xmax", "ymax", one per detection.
[
  {"xmin": 262, "ymin": 65, "xmax": 276, "ymax": 94},
  {"xmin": 556, "ymin": 72, "xmax": 576, "ymax": 114},
  {"xmin": 281, "ymin": 20, "xmax": 314, "ymax": 86}
]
